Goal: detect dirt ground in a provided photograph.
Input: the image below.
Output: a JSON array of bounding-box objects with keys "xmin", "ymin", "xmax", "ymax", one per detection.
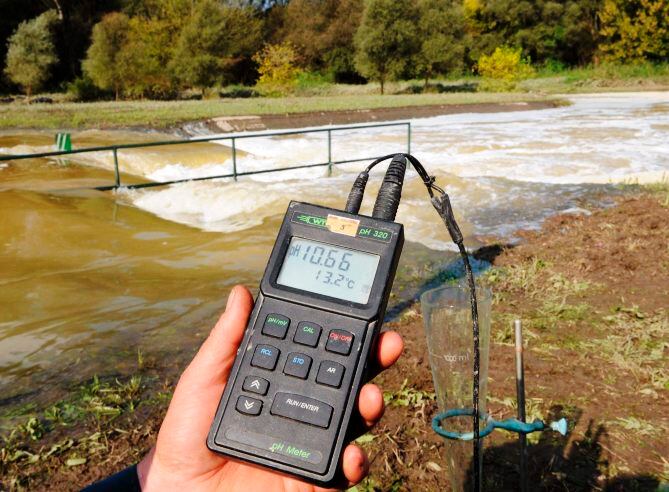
[
  {"xmin": 1, "ymin": 187, "xmax": 667, "ymax": 491},
  {"xmin": 365, "ymin": 189, "xmax": 669, "ymax": 491},
  {"xmin": 203, "ymin": 100, "xmax": 560, "ymax": 133}
]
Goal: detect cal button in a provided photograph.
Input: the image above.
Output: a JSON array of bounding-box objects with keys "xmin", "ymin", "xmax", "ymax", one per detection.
[
  {"xmin": 262, "ymin": 314, "xmax": 290, "ymax": 339},
  {"xmin": 325, "ymin": 329, "xmax": 354, "ymax": 356},
  {"xmin": 294, "ymin": 321, "xmax": 322, "ymax": 347}
]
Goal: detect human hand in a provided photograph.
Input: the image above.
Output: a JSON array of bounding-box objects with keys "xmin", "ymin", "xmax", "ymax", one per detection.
[{"xmin": 137, "ymin": 285, "xmax": 404, "ymax": 491}]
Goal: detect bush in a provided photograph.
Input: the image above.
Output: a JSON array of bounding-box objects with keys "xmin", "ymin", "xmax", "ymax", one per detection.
[
  {"xmin": 66, "ymin": 76, "xmax": 112, "ymax": 102},
  {"xmin": 477, "ymin": 46, "xmax": 534, "ymax": 91},
  {"xmin": 252, "ymin": 43, "xmax": 301, "ymax": 97}
]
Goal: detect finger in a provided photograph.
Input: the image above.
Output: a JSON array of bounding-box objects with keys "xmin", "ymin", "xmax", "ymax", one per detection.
[
  {"xmin": 341, "ymin": 444, "xmax": 369, "ymax": 486},
  {"xmin": 357, "ymin": 384, "xmax": 384, "ymax": 427},
  {"xmin": 367, "ymin": 330, "xmax": 404, "ymax": 381},
  {"xmin": 181, "ymin": 285, "xmax": 254, "ymax": 387}
]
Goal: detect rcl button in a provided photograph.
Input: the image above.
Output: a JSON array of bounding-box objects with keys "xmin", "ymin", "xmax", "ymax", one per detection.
[
  {"xmin": 236, "ymin": 395, "xmax": 262, "ymax": 416},
  {"xmin": 251, "ymin": 344, "xmax": 280, "ymax": 371},
  {"xmin": 325, "ymin": 329, "xmax": 354, "ymax": 355}
]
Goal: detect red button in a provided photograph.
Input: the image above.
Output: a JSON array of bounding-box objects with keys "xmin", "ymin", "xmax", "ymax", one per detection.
[{"xmin": 325, "ymin": 329, "xmax": 354, "ymax": 355}]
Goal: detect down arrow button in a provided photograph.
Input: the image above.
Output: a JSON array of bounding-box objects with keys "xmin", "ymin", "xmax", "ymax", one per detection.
[{"xmin": 236, "ymin": 395, "xmax": 262, "ymax": 416}]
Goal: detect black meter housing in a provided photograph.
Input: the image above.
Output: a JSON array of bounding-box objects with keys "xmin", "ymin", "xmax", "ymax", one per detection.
[{"xmin": 207, "ymin": 201, "xmax": 403, "ymax": 486}]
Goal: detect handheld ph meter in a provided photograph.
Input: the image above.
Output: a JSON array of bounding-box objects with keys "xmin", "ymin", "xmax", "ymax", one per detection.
[
  {"xmin": 207, "ymin": 154, "xmax": 482, "ymax": 488},
  {"xmin": 206, "ymin": 199, "xmax": 403, "ymax": 485}
]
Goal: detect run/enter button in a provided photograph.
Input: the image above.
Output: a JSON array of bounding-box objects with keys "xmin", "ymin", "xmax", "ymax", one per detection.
[{"xmin": 270, "ymin": 392, "xmax": 333, "ymax": 428}]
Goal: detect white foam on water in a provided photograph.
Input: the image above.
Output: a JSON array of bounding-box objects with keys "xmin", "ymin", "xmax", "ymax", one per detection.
[{"xmin": 9, "ymin": 92, "xmax": 666, "ymax": 246}]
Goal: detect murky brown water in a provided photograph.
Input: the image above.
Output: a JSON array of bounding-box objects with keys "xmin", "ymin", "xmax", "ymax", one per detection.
[{"xmin": 1, "ymin": 92, "xmax": 667, "ymax": 400}]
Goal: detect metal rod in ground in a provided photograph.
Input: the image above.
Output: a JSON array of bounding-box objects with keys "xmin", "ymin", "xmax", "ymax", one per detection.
[{"xmin": 514, "ymin": 319, "xmax": 528, "ymax": 492}]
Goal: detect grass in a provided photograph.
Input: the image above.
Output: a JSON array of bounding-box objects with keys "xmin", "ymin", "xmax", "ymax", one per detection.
[
  {"xmin": 0, "ymin": 374, "xmax": 164, "ymax": 479},
  {"xmin": 520, "ymin": 62, "xmax": 669, "ymax": 93},
  {"xmin": 585, "ymin": 308, "xmax": 669, "ymax": 392},
  {"xmin": 0, "ymin": 91, "xmax": 555, "ymax": 130}
]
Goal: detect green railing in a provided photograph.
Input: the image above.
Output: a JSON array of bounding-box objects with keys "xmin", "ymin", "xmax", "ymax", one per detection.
[{"xmin": 0, "ymin": 122, "xmax": 411, "ymax": 191}]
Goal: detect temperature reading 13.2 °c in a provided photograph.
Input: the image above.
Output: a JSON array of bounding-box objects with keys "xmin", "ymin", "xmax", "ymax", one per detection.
[{"xmin": 276, "ymin": 237, "xmax": 381, "ymax": 304}]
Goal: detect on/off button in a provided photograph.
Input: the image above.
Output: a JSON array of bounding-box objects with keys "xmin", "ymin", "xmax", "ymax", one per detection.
[{"xmin": 325, "ymin": 329, "xmax": 354, "ymax": 355}]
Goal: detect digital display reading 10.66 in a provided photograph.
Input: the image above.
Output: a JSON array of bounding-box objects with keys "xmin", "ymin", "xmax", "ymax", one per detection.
[{"xmin": 276, "ymin": 237, "xmax": 380, "ymax": 304}]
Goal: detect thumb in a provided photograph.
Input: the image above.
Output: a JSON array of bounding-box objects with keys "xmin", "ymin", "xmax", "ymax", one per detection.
[{"xmin": 180, "ymin": 285, "xmax": 255, "ymax": 390}]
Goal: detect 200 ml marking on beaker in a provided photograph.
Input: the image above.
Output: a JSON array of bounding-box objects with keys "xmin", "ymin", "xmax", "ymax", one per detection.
[{"xmin": 430, "ymin": 351, "xmax": 470, "ymax": 364}]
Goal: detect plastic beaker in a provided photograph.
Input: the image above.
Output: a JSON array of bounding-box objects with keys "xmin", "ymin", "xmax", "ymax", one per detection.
[{"xmin": 421, "ymin": 284, "xmax": 492, "ymax": 492}]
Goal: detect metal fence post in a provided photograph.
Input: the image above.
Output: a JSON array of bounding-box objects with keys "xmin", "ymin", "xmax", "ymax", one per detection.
[
  {"xmin": 112, "ymin": 147, "xmax": 120, "ymax": 187},
  {"xmin": 407, "ymin": 122, "xmax": 412, "ymax": 155},
  {"xmin": 327, "ymin": 129, "xmax": 332, "ymax": 177},
  {"xmin": 232, "ymin": 138, "xmax": 237, "ymax": 182}
]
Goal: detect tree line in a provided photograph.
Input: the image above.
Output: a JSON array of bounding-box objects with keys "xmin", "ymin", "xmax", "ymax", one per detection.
[{"xmin": 2, "ymin": 0, "xmax": 668, "ymax": 98}]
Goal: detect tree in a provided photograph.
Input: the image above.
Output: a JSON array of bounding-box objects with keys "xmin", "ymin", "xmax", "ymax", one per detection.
[
  {"xmin": 116, "ymin": 15, "xmax": 175, "ymax": 99},
  {"xmin": 416, "ymin": 0, "xmax": 466, "ymax": 87},
  {"xmin": 253, "ymin": 43, "xmax": 301, "ymax": 96},
  {"xmin": 354, "ymin": 0, "xmax": 420, "ymax": 94},
  {"xmin": 3, "ymin": 10, "xmax": 59, "ymax": 96},
  {"xmin": 83, "ymin": 13, "xmax": 130, "ymax": 100},
  {"xmin": 169, "ymin": 0, "xmax": 263, "ymax": 90},
  {"xmin": 271, "ymin": 0, "xmax": 363, "ymax": 82},
  {"xmin": 599, "ymin": 0, "xmax": 669, "ymax": 62},
  {"xmin": 463, "ymin": 0, "xmax": 602, "ymax": 67}
]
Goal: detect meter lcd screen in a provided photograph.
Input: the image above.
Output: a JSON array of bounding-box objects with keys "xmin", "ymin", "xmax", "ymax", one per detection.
[{"xmin": 276, "ymin": 237, "xmax": 380, "ymax": 304}]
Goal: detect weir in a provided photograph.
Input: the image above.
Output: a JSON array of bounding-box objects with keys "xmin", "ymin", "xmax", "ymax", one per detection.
[{"xmin": 0, "ymin": 121, "xmax": 411, "ymax": 191}]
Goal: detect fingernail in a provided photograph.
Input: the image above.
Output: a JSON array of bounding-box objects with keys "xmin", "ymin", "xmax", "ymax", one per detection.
[{"xmin": 226, "ymin": 287, "xmax": 238, "ymax": 310}]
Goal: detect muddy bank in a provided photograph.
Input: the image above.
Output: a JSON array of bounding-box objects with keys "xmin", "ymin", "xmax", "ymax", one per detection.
[
  {"xmin": 1, "ymin": 186, "xmax": 667, "ymax": 491},
  {"xmin": 202, "ymin": 100, "xmax": 562, "ymax": 133}
]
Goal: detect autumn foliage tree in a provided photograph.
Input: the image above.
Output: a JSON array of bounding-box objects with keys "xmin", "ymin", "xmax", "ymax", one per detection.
[
  {"xmin": 4, "ymin": 10, "xmax": 59, "ymax": 96},
  {"xmin": 170, "ymin": 0, "xmax": 262, "ymax": 90},
  {"xmin": 599, "ymin": 0, "xmax": 669, "ymax": 62},
  {"xmin": 83, "ymin": 13, "xmax": 130, "ymax": 100},
  {"xmin": 253, "ymin": 43, "xmax": 301, "ymax": 96}
]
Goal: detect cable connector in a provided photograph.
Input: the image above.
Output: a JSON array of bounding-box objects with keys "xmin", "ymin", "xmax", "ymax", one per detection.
[
  {"xmin": 344, "ymin": 171, "xmax": 369, "ymax": 214},
  {"xmin": 431, "ymin": 192, "xmax": 464, "ymax": 245},
  {"xmin": 371, "ymin": 154, "xmax": 407, "ymax": 221}
]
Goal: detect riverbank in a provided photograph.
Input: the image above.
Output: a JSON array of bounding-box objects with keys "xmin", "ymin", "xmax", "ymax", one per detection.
[
  {"xmin": 2, "ymin": 183, "xmax": 666, "ymax": 491},
  {"xmin": 0, "ymin": 93, "xmax": 559, "ymax": 131},
  {"xmin": 202, "ymin": 100, "xmax": 559, "ymax": 133}
]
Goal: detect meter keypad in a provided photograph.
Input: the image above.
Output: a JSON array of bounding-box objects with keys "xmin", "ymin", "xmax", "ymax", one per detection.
[
  {"xmin": 262, "ymin": 314, "xmax": 290, "ymax": 339},
  {"xmin": 325, "ymin": 329, "xmax": 354, "ymax": 355},
  {"xmin": 294, "ymin": 321, "xmax": 322, "ymax": 347},
  {"xmin": 215, "ymin": 297, "xmax": 374, "ymax": 477},
  {"xmin": 284, "ymin": 353, "xmax": 312, "ymax": 379},
  {"xmin": 251, "ymin": 344, "xmax": 280, "ymax": 370},
  {"xmin": 316, "ymin": 361, "xmax": 345, "ymax": 388}
]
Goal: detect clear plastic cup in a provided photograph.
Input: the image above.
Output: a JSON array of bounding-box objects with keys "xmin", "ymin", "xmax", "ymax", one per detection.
[{"xmin": 421, "ymin": 284, "xmax": 492, "ymax": 492}]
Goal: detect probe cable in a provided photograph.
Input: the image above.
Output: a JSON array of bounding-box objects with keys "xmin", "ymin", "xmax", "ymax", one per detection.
[{"xmin": 345, "ymin": 154, "xmax": 482, "ymax": 491}]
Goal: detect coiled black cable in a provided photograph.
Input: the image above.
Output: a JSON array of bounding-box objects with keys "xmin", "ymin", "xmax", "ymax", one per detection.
[{"xmin": 348, "ymin": 153, "xmax": 481, "ymax": 492}]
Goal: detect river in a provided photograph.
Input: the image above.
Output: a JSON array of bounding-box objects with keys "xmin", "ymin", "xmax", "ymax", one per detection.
[{"xmin": 0, "ymin": 92, "xmax": 667, "ymax": 400}]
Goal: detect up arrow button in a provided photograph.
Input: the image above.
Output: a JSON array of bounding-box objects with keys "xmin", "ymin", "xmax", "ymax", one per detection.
[
  {"xmin": 243, "ymin": 376, "xmax": 269, "ymax": 395},
  {"xmin": 236, "ymin": 396, "xmax": 262, "ymax": 416}
]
